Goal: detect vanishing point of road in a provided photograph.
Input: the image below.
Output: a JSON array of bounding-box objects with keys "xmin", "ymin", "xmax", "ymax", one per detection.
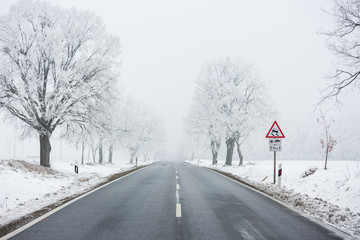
[{"xmin": 5, "ymin": 162, "xmax": 346, "ymax": 240}]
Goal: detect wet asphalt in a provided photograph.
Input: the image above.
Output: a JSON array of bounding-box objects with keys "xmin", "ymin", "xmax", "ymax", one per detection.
[{"xmin": 8, "ymin": 161, "xmax": 345, "ymax": 240}]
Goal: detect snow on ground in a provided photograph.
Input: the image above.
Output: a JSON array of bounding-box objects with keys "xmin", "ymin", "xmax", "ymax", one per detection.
[
  {"xmin": 187, "ymin": 159, "xmax": 360, "ymax": 238},
  {"xmin": 0, "ymin": 158, "xmax": 150, "ymax": 227}
]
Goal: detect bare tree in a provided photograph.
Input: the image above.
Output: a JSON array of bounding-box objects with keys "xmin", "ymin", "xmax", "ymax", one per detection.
[
  {"xmin": 0, "ymin": 1, "xmax": 120, "ymax": 167},
  {"xmin": 322, "ymin": 0, "xmax": 360, "ymax": 103},
  {"xmin": 317, "ymin": 110, "xmax": 337, "ymax": 170}
]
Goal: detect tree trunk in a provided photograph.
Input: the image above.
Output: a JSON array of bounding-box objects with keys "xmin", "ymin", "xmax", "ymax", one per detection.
[
  {"xmin": 81, "ymin": 141, "xmax": 85, "ymax": 165},
  {"xmin": 325, "ymin": 145, "xmax": 329, "ymax": 170},
  {"xmin": 91, "ymin": 146, "xmax": 97, "ymax": 163},
  {"xmin": 39, "ymin": 134, "xmax": 51, "ymax": 167},
  {"xmin": 212, "ymin": 151, "xmax": 218, "ymax": 165},
  {"xmin": 225, "ymin": 138, "xmax": 235, "ymax": 166},
  {"xmin": 87, "ymin": 145, "xmax": 90, "ymax": 162},
  {"xmin": 108, "ymin": 145, "xmax": 113, "ymax": 164},
  {"xmin": 99, "ymin": 140, "xmax": 103, "ymax": 164},
  {"xmin": 130, "ymin": 151, "xmax": 136, "ymax": 164},
  {"xmin": 236, "ymin": 141, "xmax": 244, "ymax": 166},
  {"xmin": 210, "ymin": 139, "xmax": 221, "ymax": 165}
]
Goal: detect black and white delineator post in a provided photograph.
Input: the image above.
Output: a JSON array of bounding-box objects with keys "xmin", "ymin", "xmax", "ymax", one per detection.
[
  {"xmin": 266, "ymin": 121, "xmax": 285, "ymax": 184},
  {"xmin": 74, "ymin": 160, "xmax": 79, "ymax": 186},
  {"xmin": 278, "ymin": 163, "xmax": 282, "ymax": 188}
]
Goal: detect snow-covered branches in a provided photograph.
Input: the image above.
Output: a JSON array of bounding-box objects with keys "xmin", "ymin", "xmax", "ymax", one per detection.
[
  {"xmin": 186, "ymin": 57, "xmax": 269, "ymax": 165},
  {"xmin": 0, "ymin": 1, "xmax": 121, "ymax": 167},
  {"xmin": 119, "ymin": 97, "xmax": 165, "ymax": 164}
]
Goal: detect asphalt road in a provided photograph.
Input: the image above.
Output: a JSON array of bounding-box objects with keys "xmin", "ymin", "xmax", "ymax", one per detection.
[{"xmin": 7, "ymin": 162, "xmax": 345, "ymax": 240}]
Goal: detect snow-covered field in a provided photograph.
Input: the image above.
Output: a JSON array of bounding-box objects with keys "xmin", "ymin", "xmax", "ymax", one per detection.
[
  {"xmin": 0, "ymin": 158, "xmax": 150, "ymax": 228},
  {"xmin": 187, "ymin": 159, "xmax": 360, "ymax": 238}
]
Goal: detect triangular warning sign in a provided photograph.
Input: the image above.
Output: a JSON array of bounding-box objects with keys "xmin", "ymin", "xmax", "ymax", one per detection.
[{"xmin": 266, "ymin": 121, "xmax": 285, "ymax": 138}]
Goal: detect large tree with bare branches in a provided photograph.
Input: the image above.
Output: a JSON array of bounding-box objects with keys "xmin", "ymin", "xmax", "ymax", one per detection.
[
  {"xmin": 0, "ymin": 1, "xmax": 120, "ymax": 167},
  {"xmin": 322, "ymin": 0, "xmax": 360, "ymax": 102}
]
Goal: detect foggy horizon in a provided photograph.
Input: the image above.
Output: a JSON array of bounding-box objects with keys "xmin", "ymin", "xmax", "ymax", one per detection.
[{"xmin": 1, "ymin": 0, "xmax": 360, "ymax": 162}]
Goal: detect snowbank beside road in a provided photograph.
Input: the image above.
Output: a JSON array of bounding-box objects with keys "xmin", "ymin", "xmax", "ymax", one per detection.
[
  {"xmin": 187, "ymin": 159, "xmax": 360, "ymax": 238},
  {"xmin": 0, "ymin": 159, "xmax": 150, "ymax": 228}
]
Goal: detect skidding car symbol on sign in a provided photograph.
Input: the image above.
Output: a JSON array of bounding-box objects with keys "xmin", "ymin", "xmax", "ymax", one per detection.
[{"xmin": 265, "ymin": 121, "xmax": 285, "ymax": 138}]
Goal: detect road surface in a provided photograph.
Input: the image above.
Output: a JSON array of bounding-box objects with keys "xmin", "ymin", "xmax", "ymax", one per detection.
[{"xmin": 6, "ymin": 162, "xmax": 345, "ymax": 240}]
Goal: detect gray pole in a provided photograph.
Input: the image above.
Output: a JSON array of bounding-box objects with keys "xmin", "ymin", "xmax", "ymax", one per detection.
[{"xmin": 274, "ymin": 151, "xmax": 276, "ymax": 184}]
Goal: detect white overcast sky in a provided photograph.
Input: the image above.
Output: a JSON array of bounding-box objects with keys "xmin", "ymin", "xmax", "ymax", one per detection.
[{"xmin": 1, "ymin": 0, "xmax": 360, "ymax": 159}]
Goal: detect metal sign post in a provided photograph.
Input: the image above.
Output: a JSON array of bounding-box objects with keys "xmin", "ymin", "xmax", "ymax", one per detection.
[
  {"xmin": 274, "ymin": 151, "xmax": 276, "ymax": 184},
  {"xmin": 266, "ymin": 121, "xmax": 285, "ymax": 185}
]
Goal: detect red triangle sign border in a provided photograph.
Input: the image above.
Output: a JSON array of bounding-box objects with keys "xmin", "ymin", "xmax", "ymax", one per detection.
[{"xmin": 265, "ymin": 121, "xmax": 285, "ymax": 138}]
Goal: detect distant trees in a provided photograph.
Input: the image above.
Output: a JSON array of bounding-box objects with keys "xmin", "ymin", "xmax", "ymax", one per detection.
[
  {"xmin": 185, "ymin": 104, "xmax": 223, "ymax": 165},
  {"xmin": 64, "ymin": 92, "xmax": 165, "ymax": 166},
  {"xmin": 179, "ymin": 132, "xmax": 208, "ymax": 163},
  {"xmin": 185, "ymin": 57, "xmax": 269, "ymax": 166},
  {"xmin": 322, "ymin": 0, "xmax": 360, "ymax": 102},
  {"xmin": 66, "ymin": 90, "xmax": 119, "ymax": 165},
  {"xmin": 120, "ymin": 97, "xmax": 164, "ymax": 164}
]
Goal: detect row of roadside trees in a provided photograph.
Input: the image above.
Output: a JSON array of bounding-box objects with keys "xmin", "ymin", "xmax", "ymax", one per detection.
[{"xmin": 0, "ymin": 1, "xmax": 164, "ymax": 167}]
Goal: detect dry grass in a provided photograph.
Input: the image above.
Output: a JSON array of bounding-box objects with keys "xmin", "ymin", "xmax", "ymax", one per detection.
[{"xmin": 2, "ymin": 159, "xmax": 59, "ymax": 176}]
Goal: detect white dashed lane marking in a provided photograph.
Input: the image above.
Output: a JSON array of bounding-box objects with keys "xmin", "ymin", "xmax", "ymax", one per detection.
[
  {"xmin": 175, "ymin": 166, "xmax": 181, "ymax": 218},
  {"xmin": 176, "ymin": 203, "xmax": 182, "ymax": 217}
]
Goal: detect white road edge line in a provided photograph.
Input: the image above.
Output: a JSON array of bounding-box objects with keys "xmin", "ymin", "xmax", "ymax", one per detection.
[
  {"xmin": 205, "ymin": 167, "xmax": 353, "ymax": 240},
  {"xmin": 1, "ymin": 166, "xmax": 147, "ymax": 240},
  {"xmin": 176, "ymin": 203, "xmax": 182, "ymax": 218}
]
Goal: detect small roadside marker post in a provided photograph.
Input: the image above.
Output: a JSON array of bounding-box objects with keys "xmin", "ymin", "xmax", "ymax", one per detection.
[
  {"xmin": 266, "ymin": 121, "xmax": 285, "ymax": 184},
  {"xmin": 278, "ymin": 163, "xmax": 282, "ymax": 188},
  {"xmin": 74, "ymin": 160, "xmax": 79, "ymax": 186}
]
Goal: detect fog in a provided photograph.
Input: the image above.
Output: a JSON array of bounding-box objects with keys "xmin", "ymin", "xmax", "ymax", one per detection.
[{"xmin": 1, "ymin": 0, "xmax": 360, "ymax": 161}]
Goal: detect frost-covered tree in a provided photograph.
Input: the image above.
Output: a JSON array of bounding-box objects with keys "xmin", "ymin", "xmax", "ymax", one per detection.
[
  {"xmin": 120, "ymin": 97, "xmax": 164, "ymax": 164},
  {"xmin": 139, "ymin": 130, "xmax": 165, "ymax": 162},
  {"xmin": 67, "ymin": 94, "xmax": 116, "ymax": 165},
  {"xmin": 195, "ymin": 57, "xmax": 268, "ymax": 166},
  {"xmin": 178, "ymin": 132, "xmax": 208, "ymax": 162},
  {"xmin": 104, "ymin": 97, "xmax": 123, "ymax": 165},
  {"xmin": 0, "ymin": 1, "xmax": 120, "ymax": 167},
  {"xmin": 317, "ymin": 110, "xmax": 337, "ymax": 170},
  {"xmin": 322, "ymin": 0, "xmax": 360, "ymax": 103},
  {"xmin": 185, "ymin": 101, "xmax": 223, "ymax": 165}
]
